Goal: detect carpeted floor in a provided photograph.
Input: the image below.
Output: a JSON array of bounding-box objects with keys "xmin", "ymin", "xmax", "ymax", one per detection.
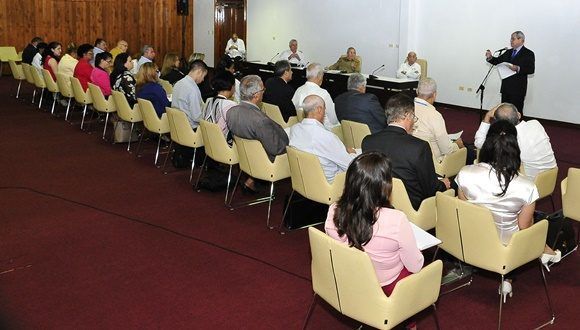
[{"xmin": 0, "ymin": 76, "xmax": 578, "ymax": 329}]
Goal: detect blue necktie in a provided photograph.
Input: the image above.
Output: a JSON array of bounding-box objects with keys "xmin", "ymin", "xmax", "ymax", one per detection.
[{"xmin": 511, "ymin": 49, "xmax": 518, "ymax": 59}]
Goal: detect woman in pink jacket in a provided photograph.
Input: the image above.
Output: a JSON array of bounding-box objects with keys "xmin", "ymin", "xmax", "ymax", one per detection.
[{"xmin": 90, "ymin": 52, "xmax": 113, "ymax": 97}]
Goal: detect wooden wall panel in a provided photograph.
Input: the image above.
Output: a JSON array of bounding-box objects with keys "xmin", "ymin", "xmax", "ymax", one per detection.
[{"xmin": 0, "ymin": 0, "xmax": 194, "ymax": 65}]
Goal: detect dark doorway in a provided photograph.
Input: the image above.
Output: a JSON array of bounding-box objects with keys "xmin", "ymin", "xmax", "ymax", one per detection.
[{"xmin": 214, "ymin": 0, "xmax": 247, "ymax": 67}]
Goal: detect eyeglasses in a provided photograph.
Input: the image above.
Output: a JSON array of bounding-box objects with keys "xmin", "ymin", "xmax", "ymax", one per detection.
[
  {"xmin": 105, "ymin": 59, "xmax": 113, "ymax": 63},
  {"xmin": 409, "ymin": 113, "xmax": 419, "ymax": 123},
  {"xmin": 252, "ymin": 88, "xmax": 265, "ymax": 95}
]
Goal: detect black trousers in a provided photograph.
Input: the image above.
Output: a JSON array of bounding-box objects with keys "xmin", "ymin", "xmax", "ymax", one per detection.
[{"xmin": 501, "ymin": 93, "xmax": 525, "ymax": 117}]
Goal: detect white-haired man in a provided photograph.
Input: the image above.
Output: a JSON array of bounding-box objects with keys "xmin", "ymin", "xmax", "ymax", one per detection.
[
  {"xmin": 289, "ymin": 95, "xmax": 356, "ymax": 182},
  {"xmin": 135, "ymin": 45, "xmax": 156, "ymax": 73},
  {"xmin": 396, "ymin": 51, "xmax": 421, "ymax": 79},
  {"xmin": 279, "ymin": 39, "xmax": 307, "ymax": 67},
  {"xmin": 335, "ymin": 73, "xmax": 386, "ymax": 133},
  {"xmin": 292, "ymin": 63, "xmax": 338, "ymax": 129}
]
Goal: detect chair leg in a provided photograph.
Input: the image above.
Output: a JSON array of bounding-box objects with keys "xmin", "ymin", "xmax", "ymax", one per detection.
[
  {"xmin": 161, "ymin": 141, "xmax": 174, "ymax": 173},
  {"xmin": 549, "ymin": 195, "xmax": 555, "ymax": 213},
  {"xmin": 50, "ymin": 92, "xmax": 57, "ymax": 115},
  {"xmin": 498, "ymin": 274, "xmax": 505, "ymax": 330},
  {"xmin": 224, "ymin": 164, "xmax": 233, "ymax": 205},
  {"xmin": 432, "ymin": 303, "xmax": 441, "ymax": 330},
  {"xmin": 135, "ymin": 128, "xmax": 147, "ymax": 158},
  {"xmin": 194, "ymin": 155, "xmax": 208, "ymax": 191},
  {"xmin": 64, "ymin": 98, "xmax": 72, "ymax": 121},
  {"xmin": 31, "ymin": 88, "xmax": 36, "ymax": 104},
  {"xmin": 80, "ymin": 104, "xmax": 88, "ymax": 130},
  {"xmin": 38, "ymin": 88, "xmax": 44, "ymax": 109},
  {"xmin": 228, "ymin": 170, "xmax": 243, "ymax": 210},
  {"xmin": 302, "ymin": 293, "xmax": 318, "ymax": 330},
  {"xmin": 266, "ymin": 182, "xmax": 275, "ymax": 229},
  {"xmin": 154, "ymin": 134, "xmax": 163, "ymax": 166},
  {"xmin": 189, "ymin": 148, "xmax": 197, "ymax": 182},
  {"xmin": 537, "ymin": 260, "xmax": 556, "ymax": 329},
  {"xmin": 127, "ymin": 122, "xmax": 135, "ymax": 152},
  {"xmin": 279, "ymin": 189, "xmax": 295, "ymax": 234},
  {"xmin": 16, "ymin": 80, "xmax": 22, "ymax": 98},
  {"xmin": 102, "ymin": 112, "xmax": 110, "ymax": 139}
]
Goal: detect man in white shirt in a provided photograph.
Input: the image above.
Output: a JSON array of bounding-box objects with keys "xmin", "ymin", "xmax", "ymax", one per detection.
[
  {"xmin": 289, "ymin": 95, "xmax": 356, "ymax": 182},
  {"xmin": 225, "ymin": 33, "xmax": 246, "ymax": 60},
  {"xmin": 292, "ymin": 63, "xmax": 338, "ymax": 129},
  {"xmin": 396, "ymin": 51, "xmax": 421, "ymax": 79},
  {"xmin": 279, "ymin": 39, "xmax": 307, "ymax": 67},
  {"xmin": 91, "ymin": 38, "xmax": 107, "ymax": 66},
  {"xmin": 412, "ymin": 78, "xmax": 464, "ymax": 162},
  {"xmin": 474, "ymin": 103, "xmax": 556, "ymax": 179},
  {"xmin": 171, "ymin": 60, "xmax": 208, "ymax": 129},
  {"xmin": 135, "ymin": 45, "xmax": 156, "ymax": 74}
]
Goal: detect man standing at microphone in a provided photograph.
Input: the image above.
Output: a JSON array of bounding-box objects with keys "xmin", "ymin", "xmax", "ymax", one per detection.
[{"xmin": 486, "ymin": 31, "xmax": 535, "ymax": 117}]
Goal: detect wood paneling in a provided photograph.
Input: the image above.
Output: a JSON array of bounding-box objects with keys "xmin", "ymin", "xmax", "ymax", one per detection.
[
  {"xmin": 0, "ymin": 0, "xmax": 193, "ymax": 65},
  {"xmin": 214, "ymin": 0, "xmax": 246, "ymax": 65}
]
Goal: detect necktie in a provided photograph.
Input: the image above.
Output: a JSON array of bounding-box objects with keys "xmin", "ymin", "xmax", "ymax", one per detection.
[{"xmin": 511, "ymin": 49, "xmax": 518, "ymax": 59}]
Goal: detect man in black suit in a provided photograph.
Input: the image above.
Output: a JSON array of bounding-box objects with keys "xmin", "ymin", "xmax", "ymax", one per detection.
[
  {"xmin": 22, "ymin": 36, "xmax": 43, "ymax": 64},
  {"xmin": 486, "ymin": 31, "xmax": 535, "ymax": 116},
  {"xmin": 263, "ymin": 60, "xmax": 296, "ymax": 121},
  {"xmin": 335, "ymin": 73, "xmax": 387, "ymax": 133},
  {"xmin": 362, "ymin": 93, "xmax": 450, "ymax": 210}
]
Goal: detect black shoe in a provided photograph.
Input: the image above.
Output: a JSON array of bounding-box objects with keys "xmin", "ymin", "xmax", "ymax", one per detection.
[{"xmin": 241, "ymin": 184, "xmax": 259, "ymax": 195}]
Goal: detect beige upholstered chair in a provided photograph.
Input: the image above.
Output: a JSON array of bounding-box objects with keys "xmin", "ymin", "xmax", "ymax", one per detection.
[
  {"xmin": 305, "ymin": 227, "xmax": 443, "ymax": 330},
  {"xmin": 230, "ymin": 136, "xmax": 291, "ymax": 229},
  {"xmin": 111, "ymin": 91, "xmax": 142, "ymax": 152},
  {"xmin": 0, "ymin": 46, "xmax": 20, "ymax": 75},
  {"xmin": 163, "ymin": 107, "xmax": 204, "ymax": 181},
  {"xmin": 88, "ymin": 83, "xmax": 117, "ymax": 140},
  {"xmin": 296, "ymin": 108, "xmax": 304, "ymax": 122},
  {"xmin": 158, "ymin": 78, "xmax": 173, "ymax": 95},
  {"xmin": 261, "ymin": 102, "xmax": 298, "ymax": 128},
  {"xmin": 433, "ymin": 147, "xmax": 467, "ymax": 178},
  {"xmin": 341, "ymin": 120, "xmax": 370, "ymax": 149},
  {"xmin": 21, "ymin": 63, "xmax": 37, "ymax": 103},
  {"xmin": 196, "ymin": 120, "xmax": 239, "ymax": 205},
  {"xmin": 280, "ymin": 147, "xmax": 345, "ymax": 232},
  {"xmin": 70, "ymin": 76, "xmax": 93, "ymax": 130},
  {"xmin": 435, "ymin": 192, "xmax": 555, "ymax": 329},
  {"xmin": 56, "ymin": 73, "xmax": 75, "ymax": 121},
  {"xmin": 42, "ymin": 69, "xmax": 60, "ymax": 115},
  {"xmin": 390, "ymin": 178, "xmax": 453, "ymax": 231},
  {"xmin": 8, "ymin": 60, "xmax": 25, "ymax": 98},
  {"xmin": 416, "ymin": 58, "xmax": 428, "ymax": 80},
  {"xmin": 561, "ymin": 167, "xmax": 580, "ymax": 251},
  {"xmin": 533, "ymin": 167, "xmax": 559, "ymax": 211},
  {"xmin": 136, "ymin": 98, "xmax": 170, "ymax": 166},
  {"xmin": 30, "ymin": 66, "xmax": 46, "ymax": 109}
]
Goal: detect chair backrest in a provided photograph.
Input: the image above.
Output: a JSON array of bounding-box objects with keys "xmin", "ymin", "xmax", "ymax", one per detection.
[
  {"xmin": 21, "ymin": 63, "xmax": 36, "ymax": 84},
  {"xmin": 390, "ymin": 178, "xmax": 433, "ymax": 230},
  {"xmin": 434, "ymin": 147, "xmax": 467, "ymax": 178},
  {"xmin": 233, "ymin": 136, "xmax": 290, "ymax": 182},
  {"xmin": 341, "ymin": 120, "xmax": 370, "ymax": 149},
  {"xmin": 331, "ymin": 124, "xmax": 344, "ymax": 143},
  {"xmin": 286, "ymin": 146, "xmax": 344, "ymax": 205},
  {"xmin": 158, "ymin": 79, "xmax": 173, "ymax": 95},
  {"xmin": 199, "ymin": 120, "xmax": 238, "ymax": 165},
  {"xmin": 8, "ymin": 60, "xmax": 25, "ymax": 80},
  {"xmin": 70, "ymin": 76, "xmax": 92, "ymax": 104},
  {"xmin": 562, "ymin": 167, "xmax": 580, "ymax": 221},
  {"xmin": 416, "ymin": 58, "xmax": 428, "ymax": 79},
  {"xmin": 262, "ymin": 102, "xmax": 297, "ymax": 128},
  {"xmin": 56, "ymin": 73, "xmax": 74, "ymax": 98},
  {"xmin": 296, "ymin": 108, "xmax": 304, "ymax": 122},
  {"xmin": 534, "ymin": 167, "xmax": 558, "ymax": 199},
  {"xmin": 166, "ymin": 107, "xmax": 203, "ymax": 148},
  {"xmin": 88, "ymin": 82, "xmax": 115, "ymax": 113},
  {"xmin": 31, "ymin": 66, "xmax": 46, "ymax": 89},
  {"xmin": 435, "ymin": 192, "xmax": 465, "ymax": 262},
  {"xmin": 307, "ymin": 227, "xmax": 342, "ymax": 312},
  {"xmin": 0, "ymin": 46, "xmax": 19, "ymax": 61},
  {"xmin": 112, "ymin": 91, "xmax": 142, "ymax": 123},
  {"xmin": 137, "ymin": 98, "xmax": 169, "ymax": 134},
  {"xmin": 42, "ymin": 69, "xmax": 59, "ymax": 93}
]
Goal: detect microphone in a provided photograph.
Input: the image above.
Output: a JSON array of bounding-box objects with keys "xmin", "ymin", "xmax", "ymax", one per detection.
[
  {"xmin": 267, "ymin": 52, "xmax": 280, "ymax": 66},
  {"xmin": 369, "ymin": 64, "xmax": 385, "ymax": 79},
  {"xmin": 494, "ymin": 47, "xmax": 508, "ymax": 53}
]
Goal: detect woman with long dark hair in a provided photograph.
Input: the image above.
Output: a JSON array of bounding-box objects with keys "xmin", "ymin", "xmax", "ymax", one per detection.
[
  {"xmin": 110, "ymin": 53, "xmax": 136, "ymax": 106},
  {"xmin": 42, "ymin": 41, "xmax": 62, "ymax": 81},
  {"xmin": 159, "ymin": 53, "xmax": 185, "ymax": 85},
  {"xmin": 325, "ymin": 152, "xmax": 424, "ymax": 296}
]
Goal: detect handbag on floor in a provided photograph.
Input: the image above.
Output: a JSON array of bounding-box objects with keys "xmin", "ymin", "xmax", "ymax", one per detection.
[{"xmin": 113, "ymin": 120, "xmax": 139, "ymax": 143}]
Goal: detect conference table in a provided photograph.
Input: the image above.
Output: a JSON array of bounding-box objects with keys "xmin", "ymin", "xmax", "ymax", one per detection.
[{"xmin": 238, "ymin": 61, "xmax": 418, "ymax": 105}]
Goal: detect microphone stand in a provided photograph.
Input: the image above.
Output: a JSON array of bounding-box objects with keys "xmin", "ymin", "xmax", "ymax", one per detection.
[{"xmin": 476, "ymin": 62, "xmax": 494, "ymax": 122}]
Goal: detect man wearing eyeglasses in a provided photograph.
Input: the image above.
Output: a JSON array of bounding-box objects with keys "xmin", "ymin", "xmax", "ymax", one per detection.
[{"xmin": 362, "ymin": 93, "xmax": 450, "ymax": 211}]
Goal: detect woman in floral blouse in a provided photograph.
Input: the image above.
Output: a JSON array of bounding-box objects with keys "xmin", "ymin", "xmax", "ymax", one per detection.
[{"xmin": 110, "ymin": 53, "xmax": 136, "ymax": 107}]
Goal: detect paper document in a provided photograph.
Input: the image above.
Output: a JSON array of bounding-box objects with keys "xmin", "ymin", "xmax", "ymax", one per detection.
[
  {"xmin": 410, "ymin": 222, "xmax": 442, "ymax": 250},
  {"xmin": 448, "ymin": 130, "xmax": 463, "ymax": 141},
  {"xmin": 497, "ymin": 62, "xmax": 516, "ymax": 80}
]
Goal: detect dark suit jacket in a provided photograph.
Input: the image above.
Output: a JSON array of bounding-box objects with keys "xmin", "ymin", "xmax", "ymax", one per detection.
[
  {"xmin": 263, "ymin": 77, "xmax": 296, "ymax": 121},
  {"xmin": 22, "ymin": 44, "xmax": 37, "ymax": 65},
  {"xmin": 361, "ymin": 125, "xmax": 446, "ymax": 210},
  {"xmin": 226, "ymin": 101, "xmax": 289, "ymax": 161},
  {"xmin": 334, "ymin": 90, "xmax": 387, "ymax": 134},
  {"xmin": 488, "ymin": 46, "xmax": 535, "ymax": 96}
]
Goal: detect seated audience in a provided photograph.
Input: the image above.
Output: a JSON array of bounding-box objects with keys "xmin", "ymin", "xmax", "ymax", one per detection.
[
  {"xmin": 203, "ymin": 70, "xmax": 237, "ymax": 142},
  {"xmin": 91, "ymin": 38, "xmax": 108, "ymax": 66},
  {"xmin": 110, "ymin": 40, "xmax": 128, "ymax": 61},
  {"xmin": 111, "ymin": 53, "xmax": 137, "ymax": 106},
  {"xmin": 456, "ymin": 120, "xmax": 560, "ymax": 272},
  {"xmin": 216, "ymin": 56, "xmax": 241, "ymax": 103},
  {"xmin": 31, "ymin": 42, "xmax": 47, "ymax": 71},
  {"xmin": 171, "ymin": 60, "xmax": 208, "ymax": 129},
  {"xmin": 362, "ymin": 93, "xmax": 450, "ymax": 210},
  {"xmin": 135, "ymin": 45, "xmax": 156, "ymax": 73},
  {"xmin": 90, "ymin": 52, "xmax": 113, "ymax": 96},
  {"xmin": 225, "ymin": 33, "xmax": 246, "ymax": 60},
  {"xmin": 22, "ymin": 36, "xmax": 43, "ymax": 65},
  {"xmin": 325, "ymin": 151, "xmax": 424, "ymax": 297},
  {"xmin": 263, "ymin": 60, "xmax": 296, "ymax": 121},
  {"xmin": 136, "ymin": 62, "xmax": 169, "ymax": 117},
  {"xmin": 396, "ymin": 51, "xmax": 421, "ymax": 79},
  {"xmin": 42, "ymin": 42, "xmax": 62, "ymax": 81},
  {"xmin": 289, "ymin": 95, "xmax": 356, "ymax": 182},
  {"xmin": 279, "ymin": 39, "xmax": 307, "ymax": 67},
  {"xmin": 292, "ymin": 63, "xmax": 339, "ymax": 129},
  {"xmin": 335, "ymin": 73, "xmax": 386, "ymax": 133},
  {"xmin": 412, "ymin": 78, "xmax": 464, "ymax": 162},
  {"xmin": 73, "ymin": 44, "xmax": 94, "ymax": 91},
  {"xmin": 58, "ymin": 43, "xmax": 78, "ymax": 77},
  {"xmin": 160, "ymin": 53, "xmax": 185, "ymax": 85},
  {"xmin": 474, "ymin": 103, "xmax": 556, "ymax": 179},
  {"xmin": 327, "ymin": 47, "xmax": 361, "ymax": 73}
]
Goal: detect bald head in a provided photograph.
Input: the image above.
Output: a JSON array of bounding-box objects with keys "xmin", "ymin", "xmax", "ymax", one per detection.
[
  {"xmin": 302, "ymin": 94, "xmax": 326, "ymax": 123},
  {"xmin": 407, "ymin": 51, "xmax": 417, "ymax": 65},
  {"xmin": 494, "ymin": 103, "xmax": 520, "ymax": 125}
]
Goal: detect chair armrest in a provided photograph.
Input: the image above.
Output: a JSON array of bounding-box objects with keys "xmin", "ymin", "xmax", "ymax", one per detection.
[{"xmin": 503, "ymin": 220, "xmax": 548, "ymax": 273}]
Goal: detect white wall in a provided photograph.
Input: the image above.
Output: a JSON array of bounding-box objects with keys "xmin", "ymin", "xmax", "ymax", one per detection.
[
  {"xmin": 416, "ymin": 0, "xmax": 580, "ymax": 123},
  {"xmin": 193, "ymin": 0, "xmax": 215, "ymax": 67}
]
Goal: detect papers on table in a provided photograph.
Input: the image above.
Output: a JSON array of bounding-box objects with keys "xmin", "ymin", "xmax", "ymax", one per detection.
[
  {"xmin": 410, "ymin": 222, "xmax": 442, "ymax": 250},
  {"xmin": 497, "ymin": 62, "xmax": 516, "ymax": 80},
  {"xmin": 448, "ymin": 130, "xmax": 463, "ymax": 141}
]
